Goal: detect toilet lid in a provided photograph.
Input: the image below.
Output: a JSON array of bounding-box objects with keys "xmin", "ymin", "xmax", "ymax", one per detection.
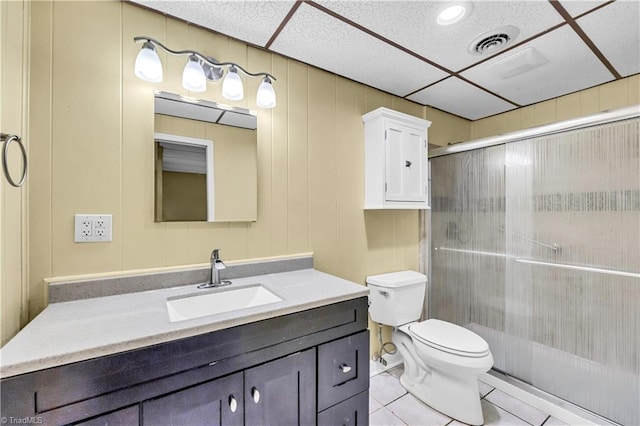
[{"xmin": 409, "ymin": 319, "xmax": 490, "ymax": 357}]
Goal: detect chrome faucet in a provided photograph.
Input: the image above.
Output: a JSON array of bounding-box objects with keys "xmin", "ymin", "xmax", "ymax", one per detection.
[{"xmin": 198, "ymin": 249, "xmax": 232, "ymax": 288}]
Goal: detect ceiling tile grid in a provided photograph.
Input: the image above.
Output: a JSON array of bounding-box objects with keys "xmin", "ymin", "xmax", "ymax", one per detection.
[
  {"xmin": 268, "ymin": 2, "xmax": 449, "ymax": 97},
  {"xmin": 315, "ymin": 0, "xmax": 565, "ymax": 72},
  {"xmin": 576, "ymin": 0, "xmax": 640, "ymax": 77},
  {"xmin": 408, "ymin": 76, "xmax": 517, "ymax": 120},
  {"xmin": 557, "ymin": 0, "xmax": 609, "ymax": 18},
  {"xmin": 461, "ymin": 24, "xmax": 616, "ymax": 106},
  {"xmin": 130, "ymin": 0, "xmax": 640, "ymax": 121}
]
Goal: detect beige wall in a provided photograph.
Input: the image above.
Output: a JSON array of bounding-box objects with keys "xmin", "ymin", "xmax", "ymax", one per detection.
[
  {"xmin": 470, "ymin": 75, "xmax": 640, "ymax": 139},
  {"xmin": 7, "ymin": 1, "xmax": 637, "ymax": 352},
  {"xmin": 1, "ymin": 1, "xmax": 29, "ymax": 345},
  {"xmin": 22, "ymin": 0, "xmax": 469, "ymax": 348}
]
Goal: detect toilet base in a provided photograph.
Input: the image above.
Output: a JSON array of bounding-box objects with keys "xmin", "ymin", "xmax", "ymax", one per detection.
[
  {"xmin": 393, "ymin": 328, "xmax": 486, "ymax": 426},
  {"xmin": 399, "ymin": 368, "xmax": 484, "ymax": 426}
]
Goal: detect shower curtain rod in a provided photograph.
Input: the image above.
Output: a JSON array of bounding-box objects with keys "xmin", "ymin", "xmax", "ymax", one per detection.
[{"xmin": 429, "ymin": 104, "xmax": 640, "ymax": 158}]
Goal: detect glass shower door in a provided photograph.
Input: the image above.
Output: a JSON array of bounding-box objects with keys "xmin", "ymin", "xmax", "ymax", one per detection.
[
  {"xmin": 430, "ymin": 145, "xmax": 508, "ymax": 370},
  {"xmin": 430, "ymin": 117, "xmax": 639, "ymax": 425},
  {"xmin": 503, "ymin": 120, "xmax": 640, "ymax": 425}
]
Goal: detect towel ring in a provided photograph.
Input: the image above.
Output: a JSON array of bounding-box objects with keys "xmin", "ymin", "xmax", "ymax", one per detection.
[{"xmin": 1, "ymin": 133, "xmax": 27, "ymax": 187}]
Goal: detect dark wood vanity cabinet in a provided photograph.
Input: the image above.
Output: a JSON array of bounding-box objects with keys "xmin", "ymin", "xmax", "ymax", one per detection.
[
  {"xmin": 142, "ymin": 371, "xmax": 244, "ymax": 426},
  {"xmin": 244, "ymin": 349, "xmax": 316, "ymax": 426},
  {"xmin": 1, "ymin": 297, "xmax": 369, "ymax": 426}
]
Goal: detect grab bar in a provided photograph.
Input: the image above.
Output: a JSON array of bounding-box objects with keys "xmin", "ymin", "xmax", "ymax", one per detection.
[
  {"xmin": 0, "ymin": 133, "xmax": 27, "ymax": 187},
  {"xmin": 434, "ymin": 247, "xmax": 512, "ymax": 258},
  {"xmin": 435, "ymin": 247, "xmax": 639, "ymax": 278}
]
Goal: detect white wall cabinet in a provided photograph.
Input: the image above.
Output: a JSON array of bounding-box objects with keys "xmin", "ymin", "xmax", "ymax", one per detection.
[{"xmin": 363, "ymin": 107, "xmax": 431, "ymax": 209}]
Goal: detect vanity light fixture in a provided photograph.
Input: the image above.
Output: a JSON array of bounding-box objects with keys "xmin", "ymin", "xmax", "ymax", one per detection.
[
  {"xmin": 134, "ymin": 41, "xmax": 163, "ymax": 82},
  {"xmin": 134, "ymin": 36, "xmax": 277, "ymax": 108},
  {"xmin": 256, "ymin": 77, "xmax": 276, "ymax": 108},
  {"xmin": 182, "ymin": 55, "xmax": 207, "ymax": 92},
  {"xmin": 437, "ymin": 1, "xmax": 472, "ymax": 26},
  {"xmin": 222, "ymin": 66, "xmax": 244, "ymax": 101}
]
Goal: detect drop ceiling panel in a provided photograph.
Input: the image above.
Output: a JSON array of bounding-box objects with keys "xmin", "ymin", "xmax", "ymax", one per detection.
[
  {"xmin": 558, "ymin": 0, "xmax": 609, "ymax": 17},
  {"xmin": 408, "ymin": 77, "xmax": 516, "ymax": 120},
  {"xmin": 131, "ymin": 1, "xmax": 638, "ymax": 121},
  {"xmin": 578, "ymin": 0, "xmax": 640, "ymax": 77},
  {"xmin": 269, "ymin": 3, "xmax": 448, "ymax": 97},
  {"xmin": 133, "ymin": 0, "xmax": 295, "ymax": 47},
  {"xmin": 461, "ymin": 25, "xmax": 615, "ymax": 106},
  {"xmin": 316, "ymin": 0, "xmax": 564, "ymax": 72}
]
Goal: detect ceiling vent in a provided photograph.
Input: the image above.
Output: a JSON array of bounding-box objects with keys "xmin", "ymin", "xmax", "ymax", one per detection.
[
  {"xmin": 487, "ymin": 47, "xmax": 548, "ymax": 79},
  {"xmin": 468, "ymin": 26, "xmax": 520, "ymax": 56}
]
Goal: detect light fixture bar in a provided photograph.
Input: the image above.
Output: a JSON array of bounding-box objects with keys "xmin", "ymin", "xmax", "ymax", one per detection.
[{"xmin": 133, "ymin": 36, "xmax": 276, "ymax": 82}]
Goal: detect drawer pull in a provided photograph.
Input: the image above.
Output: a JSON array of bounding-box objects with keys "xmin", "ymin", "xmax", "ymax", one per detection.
[
  {"xmin": 251, "ymin": 387, "xmax": 260, "ymax": 403},
  {"xmin": 378, "ymin": 290, "xmax": 389, "ymax": 297},
  {"xmin": 229, "ymin": 395, "xmax": 237, "ymax": 412},
  {"xmin": 339, "ymin": 364, "xmax": 352, "ymax": 373}
]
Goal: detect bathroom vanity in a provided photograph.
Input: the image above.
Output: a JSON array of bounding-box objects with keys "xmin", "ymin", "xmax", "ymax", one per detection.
[{"xmin": 0, "ymin": 259, "xmax": 370, "ymax": 425}]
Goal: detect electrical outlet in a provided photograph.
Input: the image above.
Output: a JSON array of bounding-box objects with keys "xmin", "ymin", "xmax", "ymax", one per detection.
[
  {"xmin": 74, "ymin": 214, "xmax": 112, "ymax": 242},
  {"xmin": 92, "ymin": 215, "xmax": 112, "ymax": 242}
]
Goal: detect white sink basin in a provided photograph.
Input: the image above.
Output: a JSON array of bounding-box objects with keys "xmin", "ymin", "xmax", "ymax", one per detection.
[{"xmin": 166, "ymin": 284, "xmax": 282, "ymax": 322}]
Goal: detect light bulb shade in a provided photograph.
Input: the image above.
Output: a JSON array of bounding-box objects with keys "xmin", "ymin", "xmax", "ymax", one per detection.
[
  {"xmin": 256, "ymin": 78, "xmax": 276, "ymax": 108},
  {"xmin": 134, "ymin": 42, "xmax": 163, "ymax": 82},
  {"xmin": 182, "ymin": 56, "xmax": 207, "ymax": 92},
  {"xmin": 222, "ymin": 68, "xmax": 244, "ymax": 101}
]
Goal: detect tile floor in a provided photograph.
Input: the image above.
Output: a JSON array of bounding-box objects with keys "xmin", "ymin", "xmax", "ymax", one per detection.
[{"xmin": 369, "ymin": 366, "xmax": 568, "ymax": 426}]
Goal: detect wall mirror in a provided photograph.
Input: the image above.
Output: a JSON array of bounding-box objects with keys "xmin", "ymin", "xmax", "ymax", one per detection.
[{"xmin": 154, "ymin": 91, "xmax": 257, "ymax": 222}]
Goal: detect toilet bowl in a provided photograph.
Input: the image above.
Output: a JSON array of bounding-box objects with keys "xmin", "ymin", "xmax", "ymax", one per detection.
[{"xmin": 367, "ymin": 271, "xmax": 493, "ymax": 426}]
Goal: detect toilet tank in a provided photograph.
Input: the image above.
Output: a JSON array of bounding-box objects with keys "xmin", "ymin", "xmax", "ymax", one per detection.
[{"xmin": 366, "ymin": 271, "xmax": 427, "ymax": 326}]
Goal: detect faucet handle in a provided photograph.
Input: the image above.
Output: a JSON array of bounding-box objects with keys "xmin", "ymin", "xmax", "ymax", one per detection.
[{"xmin": 211, "ymin": 248, "xmax": 221, "ymax": 260}]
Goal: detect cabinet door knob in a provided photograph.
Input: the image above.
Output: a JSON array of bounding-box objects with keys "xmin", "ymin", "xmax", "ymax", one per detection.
[
  {"xmin": 339, "ymin": 364, "xmax": 352, "ymax": 373},
  {"xmin": 251, "ymin": 387, "xmax": 260, "ymax": 403},
  {"xmin": 405, "ymin": 160, "xmax": 412, "ymax": 168},
  {"xmin": 229, "ymin": 395, "xmax": 237, "ymax": 412}
]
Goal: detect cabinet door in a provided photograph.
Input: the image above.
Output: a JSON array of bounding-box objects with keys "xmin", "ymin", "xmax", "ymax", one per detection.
[
  {"xmin": 385, "ymin": 122, "xmax": 426, "ymax": 202},
  {"xmin": 74, "ymin": 405, "xmax": 139, "ymax": 426},
  {"xmin": 244, "ymin": 349, "xmax": 316, "ymax": 426},
  {"xmin": 142, "ymin": 372, "xmax": 243, "ymax": 426},
  {"xmin": 318, "ymin": 391, "xmax": 369, "ymax": 426}
]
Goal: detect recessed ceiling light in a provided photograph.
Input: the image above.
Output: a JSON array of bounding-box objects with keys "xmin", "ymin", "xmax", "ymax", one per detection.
[{"xmin": 437, "ymin": 2, "xmax": 472, "ymax": 26}]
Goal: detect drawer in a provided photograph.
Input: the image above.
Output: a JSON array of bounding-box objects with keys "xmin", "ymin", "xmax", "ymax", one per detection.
[
  {"xmin": 318, "ymin": 390, "xmax": 369, "ymax": 426},
  {"xmin": 317, "ymin": 330, "xmax": 369, "ymax": 411}
]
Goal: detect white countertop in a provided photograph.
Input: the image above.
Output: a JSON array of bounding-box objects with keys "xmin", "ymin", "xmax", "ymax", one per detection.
[{"xmin": 0, "ymin": 269, "xmax": 368, "ymax": 378}]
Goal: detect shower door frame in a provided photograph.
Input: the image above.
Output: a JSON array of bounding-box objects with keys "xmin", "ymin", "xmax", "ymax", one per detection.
[{"xmin": 424, "ymin": 104, "xmax": 640, "ymax": 425}]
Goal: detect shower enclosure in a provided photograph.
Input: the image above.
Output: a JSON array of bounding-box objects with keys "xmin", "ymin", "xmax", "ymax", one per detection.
[{"xmin": 428, "ymin": 107, "xmax": 639, "ymax": 425}]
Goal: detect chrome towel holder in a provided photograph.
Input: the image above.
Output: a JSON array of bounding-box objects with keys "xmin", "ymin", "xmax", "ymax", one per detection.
[{"xmin": 0, "ymin": 132, "xmax": 27, "ymax": 187}]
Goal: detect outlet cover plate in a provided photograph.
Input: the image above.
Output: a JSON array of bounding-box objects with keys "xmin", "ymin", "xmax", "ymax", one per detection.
[{"xmin": 74, "ymin": 214, "xmax": 112, "ymax": 242}]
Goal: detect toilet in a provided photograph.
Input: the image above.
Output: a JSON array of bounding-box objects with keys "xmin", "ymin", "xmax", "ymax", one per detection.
[{"xmin": 367, "ymin": 271, "xmax": 493, "ymax": 426}]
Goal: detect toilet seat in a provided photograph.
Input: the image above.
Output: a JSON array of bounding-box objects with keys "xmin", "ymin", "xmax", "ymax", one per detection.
[{"xmin": 407, "ymin": 319, "xmax": 490, "ymax": 358}]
